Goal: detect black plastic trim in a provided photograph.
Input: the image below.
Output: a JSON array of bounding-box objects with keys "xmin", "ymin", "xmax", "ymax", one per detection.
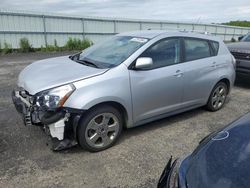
[
  {"xmin": 63, "ymin": 107, "xmax": 86, "ymax": 114},
  {"xmin": 41, "ymin": 111, "xmax": 65, "ymax": 125}
]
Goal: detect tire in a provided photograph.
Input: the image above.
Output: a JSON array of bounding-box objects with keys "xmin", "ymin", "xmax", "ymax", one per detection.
[
  {"xmin": 77, "ymin": 105, "xmax": 123, "ymax": 152},
  {"xmin": 206, "ymin": 82, "xmax": 228, "ymax": 112}
]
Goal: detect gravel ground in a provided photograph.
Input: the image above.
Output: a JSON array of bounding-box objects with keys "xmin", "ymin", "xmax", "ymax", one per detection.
[{"xmin": 0, "ymin": 52, "xmax": 250, "ymax": 188}]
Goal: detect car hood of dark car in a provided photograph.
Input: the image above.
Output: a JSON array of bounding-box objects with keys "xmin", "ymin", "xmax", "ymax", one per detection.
[
  {"xmin": 227, "ymin": 42, "xmax": 250, "ymax": 52},
  {"xmin": 183, "ymin": 113, "xmax": 250, "ymax": 188},
  {"xmin": 18, "ymin": 56, "xmax": 108, "ymax": 95}
]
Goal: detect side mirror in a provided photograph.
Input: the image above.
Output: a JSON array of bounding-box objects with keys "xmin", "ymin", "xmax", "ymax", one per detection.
[
  {"xmin": 135, "ymin": 57, "xmax": 153, "ymax": 69},
  {"xmin": 238, "ymin": 35, "xmax": 245, "ymax": 41}
]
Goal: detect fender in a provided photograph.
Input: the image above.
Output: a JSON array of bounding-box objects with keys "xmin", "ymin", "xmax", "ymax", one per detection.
[{"xmin": 64, "ymin": 64, "xmax": 134, "ymax": 128}]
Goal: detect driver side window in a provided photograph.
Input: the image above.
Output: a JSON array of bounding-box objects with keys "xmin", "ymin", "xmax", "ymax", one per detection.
[{"xmin": 140, "ymin": 38, "xmax": 181, "ymax": 69}]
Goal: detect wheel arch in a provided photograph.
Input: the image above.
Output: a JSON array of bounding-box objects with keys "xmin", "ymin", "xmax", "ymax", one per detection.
[
  {"xmin": 89, "ymin": 101, "xmax": 128, "ymax": 127},
  {"xmin": 78, "ymin": 101, "xmax": 129, "ymax": 130},
  {"xmin": 206, "ymin": 77, "xmax": 231, "ymax": 104},
  {"xmin": 217, "ymin": 78, "xmax": 231, "ymax": 94},
  {"xmin": 206, "ymin": 77, "xmax": 231, "ymax": 105}
]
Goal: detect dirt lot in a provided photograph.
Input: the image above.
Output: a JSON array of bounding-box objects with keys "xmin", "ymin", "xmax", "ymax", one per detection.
[{"xmin": 0, "ymin": 52, "xmax": 250, "ymax": 188}]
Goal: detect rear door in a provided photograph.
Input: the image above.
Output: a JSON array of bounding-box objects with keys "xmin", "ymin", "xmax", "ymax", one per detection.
[
  {"xmin": 129, "ymin": 38, "xmax": 184, "ymax": 123},
  {"xmin": 181, "ymin": 37, "xmax": 219, "ymax": 106}
]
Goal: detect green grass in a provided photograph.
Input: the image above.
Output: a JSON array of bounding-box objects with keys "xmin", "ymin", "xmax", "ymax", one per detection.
[
  {"xmin": 19, "ymin": 38, "xmax": 33, "ymax": 53},
  {"xmin": 2, "ymin": 42, "xmax": 12, "ymax": 54},
  {"xmin": 0, "ymin": 38, "xmax": 93, "ymax": 55},
  {"xmin": 64, "ymin": 38, "xmax": 93, "ymax": 51},
  {"xmin": 223, "ymin": 20, "xmax": 250, "ymax": 28}
]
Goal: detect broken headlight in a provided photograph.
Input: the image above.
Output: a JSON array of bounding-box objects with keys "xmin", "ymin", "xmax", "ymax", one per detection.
[{"xmin": 35, "ymin": 84, "xmax": 75, "ymax": 110}]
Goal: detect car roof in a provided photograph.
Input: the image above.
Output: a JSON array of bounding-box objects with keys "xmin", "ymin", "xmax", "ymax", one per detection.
[
  {"xmin": 118, "ymin": 30, "xmax": 166, "ymax": 39},
  {"xmin": 118, "ymin": 30, "xmax": 221, "ymax": 41}
]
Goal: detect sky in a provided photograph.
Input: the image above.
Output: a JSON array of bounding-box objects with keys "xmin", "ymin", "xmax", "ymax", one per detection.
[{"xmin": 1, "ymin": 0, "xmax": 250, "ymax": 23}]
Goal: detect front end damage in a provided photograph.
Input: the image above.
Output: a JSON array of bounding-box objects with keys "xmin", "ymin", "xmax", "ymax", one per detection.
[{"xmin": 12, "ymin": 88, "xmax": 82, "ymax": 151}]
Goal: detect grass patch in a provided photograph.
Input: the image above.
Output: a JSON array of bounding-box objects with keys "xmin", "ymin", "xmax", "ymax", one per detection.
[
  {"xmin": 0, "ymin": 37, "xmax": 93, "ymax": 55},
  {"xmin": 2, "ymin": 42, "xmax": 12, "ymax": 54},
  {"xmin": 19, "ymin": 38, "xmax": 33, "ymax": 53},
  {"xmin": 65, "ymin": 38, "xmax": 93, "ymax": 51}
]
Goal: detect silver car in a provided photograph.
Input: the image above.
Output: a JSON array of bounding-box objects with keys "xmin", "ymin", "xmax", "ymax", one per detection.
[{"xmin": 12, "ymin": 30, "xmax": 236, "ymax": 152}]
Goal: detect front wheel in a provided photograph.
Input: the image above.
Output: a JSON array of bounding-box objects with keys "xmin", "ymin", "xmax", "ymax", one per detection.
[
  {"xmin": 206, "ymin": 82, "xmax": 228, "ymax": 111},
  {"xmin": 77, "ymin": 105, "xmax": 123, "ymax": 152}
]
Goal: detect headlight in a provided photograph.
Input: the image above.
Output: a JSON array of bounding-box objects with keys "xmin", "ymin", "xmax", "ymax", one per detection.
[{"xmin": 35, "ymin": 84, "xmax": 75, "ymax": 109}]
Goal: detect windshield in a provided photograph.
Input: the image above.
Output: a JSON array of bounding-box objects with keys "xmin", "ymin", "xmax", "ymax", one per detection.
[
  {"xmin": 79, "ymin": 36, "xmax": 148, "ymax": 68},
  {"xmin": 242, "ymin": 34, "xmax": 250, "ymax": 42}
]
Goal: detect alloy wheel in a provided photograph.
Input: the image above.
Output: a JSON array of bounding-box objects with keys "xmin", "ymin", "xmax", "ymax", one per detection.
[
  {"xmin": 85, "ymin": 113, "xmax": 120, "ymax": 148},
  {"xmin": 211, "ymin": 85, "xmax": 227, "ymax": 110}
]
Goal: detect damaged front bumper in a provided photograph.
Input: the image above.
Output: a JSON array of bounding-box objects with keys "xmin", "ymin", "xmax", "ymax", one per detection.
[{"xmin": 12, "ymin": 88, "xmax": 82, "ymax": 150}]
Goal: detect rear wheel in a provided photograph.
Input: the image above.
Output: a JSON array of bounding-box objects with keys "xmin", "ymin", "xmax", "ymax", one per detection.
[
  {"xmin": 77, "ymin": 105, "xmax": 123, "ymax": 152},
  {"xmin": 206, "ymin": 82, "xmax": 228, "ymax": 111}
]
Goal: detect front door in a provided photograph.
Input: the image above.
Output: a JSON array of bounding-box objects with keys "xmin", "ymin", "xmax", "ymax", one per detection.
[{"xmin": 129, "ymin": 38, "xmax": 184, "ymax": 123}]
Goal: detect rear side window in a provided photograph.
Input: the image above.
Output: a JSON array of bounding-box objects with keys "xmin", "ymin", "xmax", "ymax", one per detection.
[
  {"xmin": 210, "ymin": 41, "xmax": 219, "ymax": 55},
  {"xmin": 184, "ymin": 38, "xmax": 211, "ymax": 61}
]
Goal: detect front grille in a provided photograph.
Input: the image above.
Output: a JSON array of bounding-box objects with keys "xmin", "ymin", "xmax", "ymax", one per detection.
[{"xmin": 231, "ymin": 52, "xmax": 250, "ymax": 61}]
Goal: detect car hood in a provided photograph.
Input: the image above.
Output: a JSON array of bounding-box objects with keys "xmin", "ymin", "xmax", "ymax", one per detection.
[
  {"xmin": 227, "ymin": 42, "xmax": 250, "ymax": 52},
  {"xmin": 18, "ymin": 56, "xmax": 108, "ymax": 95},
  {"xmin": 183, "ymin": 113, "xmax": 250, "ymax": 188}
]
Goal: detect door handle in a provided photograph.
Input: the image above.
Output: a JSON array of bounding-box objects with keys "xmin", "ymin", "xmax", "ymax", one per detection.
[
  {"xmin": 174, "ymin": 70, "xmax": 183, "ymax": 77},
  {"xmin": 211, "ymin": 62, "xmax": 216, "ymax": 68}
]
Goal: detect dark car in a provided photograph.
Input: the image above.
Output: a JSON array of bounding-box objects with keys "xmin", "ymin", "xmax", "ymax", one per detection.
[
  {"xmin": 158, "ymin": 113, "xmax": 250, "ymax": 188},
  {"xmin": 228, "ymin": 34, "xmax": 250, "ymax": 77}
]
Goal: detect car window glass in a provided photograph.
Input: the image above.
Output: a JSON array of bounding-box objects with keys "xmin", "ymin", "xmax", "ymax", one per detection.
[
  {"xmin": 242, "ymin": 34, "xmax": 250, "ymax": 42},
  {"xmin": 211, "ymin": 41, "xmax": 219, "ymax": 55},
  {"xmin": 79, "ymin": 36, "xmax": 148, "ymax": 68},
  {"xmin": 140, "ymin": 38, "xmax": 181, "ymax": 69},
  {"xmin": 184, "ymin": 39, "xmax": 211, "ymax": 61}
]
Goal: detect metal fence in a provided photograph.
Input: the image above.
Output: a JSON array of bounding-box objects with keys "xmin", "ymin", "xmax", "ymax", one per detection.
[{"xmin": 0, "ymin": 10, "xmax": 250, "ymax": 49}]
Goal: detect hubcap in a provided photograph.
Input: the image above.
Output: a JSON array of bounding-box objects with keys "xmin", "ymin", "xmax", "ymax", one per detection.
[
  {"xmin": 85, "ymin": 113, "xmax": 119, "ymax": 148},
  {"xmin": 212, "ymin": 85, "xmax": 227, "ymax": 109}
]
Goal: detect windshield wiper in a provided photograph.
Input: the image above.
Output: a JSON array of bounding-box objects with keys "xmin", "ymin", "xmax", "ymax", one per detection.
[
  {"xmin": 69, "ymin": 52, "xmax": 81, "ymax": 60},
  {"xmin": 69, "ymin": 53, "xmax": 100, "ymax": 68},
  {"xmin": 75, "ymin": 59, "xmax": 99, "ymax": 68}
]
